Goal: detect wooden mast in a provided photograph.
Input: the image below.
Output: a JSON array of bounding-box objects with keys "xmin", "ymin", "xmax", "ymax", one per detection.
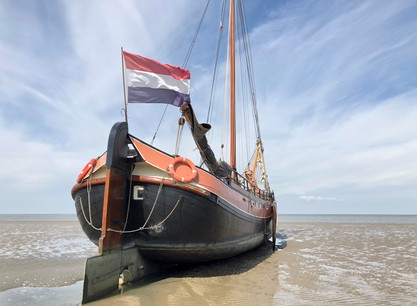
[{"xmin": 229, "ymin": 0, "xmax": 236, "ymax": 172}]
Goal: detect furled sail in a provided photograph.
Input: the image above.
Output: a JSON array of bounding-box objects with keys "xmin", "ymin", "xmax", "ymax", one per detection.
[{"xmin": 180, "ymin": 104, "xmax": 231, "ymax": 178}]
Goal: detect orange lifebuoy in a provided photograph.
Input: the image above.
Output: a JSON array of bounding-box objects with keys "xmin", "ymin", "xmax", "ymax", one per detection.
[
  {"xmin": 168, "ymin": 156, "xmax": 198, "ymax": 183},
  {"xmin": 76, "ymin": 158, "xmax": 97, "ymax": 183}
]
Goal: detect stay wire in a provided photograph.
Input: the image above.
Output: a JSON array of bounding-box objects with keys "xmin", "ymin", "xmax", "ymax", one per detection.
[
  {"xmin": 206, "ymin": 0, "xmax": 227, "ymax": 123},
  {"xmin": 151, "ymin": 0, "xmax": 211, "ymax": 145},
  {"xmin": 183, "ymin": 0, "xmax": 211, "ymax": 68},
  {"xmin": 237, "ymin": 0, "xmax": 262, "ymax": 141}
]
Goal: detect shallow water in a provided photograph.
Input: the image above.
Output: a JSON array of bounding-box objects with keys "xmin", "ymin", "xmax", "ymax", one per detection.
[
  {"xmin": 0, "ymin": 216, "xmax": 96, "ymax": 292},
  {"xmin": 0, "ymin": 221, "xmax": 95, "ymax": 260},
  {"xmin": 1, "ymin": 215, "xmax": 416, "ymax": 305},
  {"xmin": 0, "ymin": 282, "xmax": 83, "ymax": 306},
  {"xmin": 87, "ymin": 219, "xmax": 417, "ymax": 306}
]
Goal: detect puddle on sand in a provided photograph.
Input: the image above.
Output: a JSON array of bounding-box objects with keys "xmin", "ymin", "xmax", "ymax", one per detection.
[{"xmin": 0, "ymin": 281, "xmax": 82, "ymax": 306}]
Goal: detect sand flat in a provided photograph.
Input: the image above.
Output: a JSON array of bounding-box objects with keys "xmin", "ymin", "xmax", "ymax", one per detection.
[{"xmin": 1, "ymin": 215, "xmax": 416, "ymax": 305}]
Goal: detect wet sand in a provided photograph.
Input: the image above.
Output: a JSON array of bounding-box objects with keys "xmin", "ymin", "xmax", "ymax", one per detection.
[
  {"xmin": 1, "ymin": 216, "xmax": 417, "ymax": 305},
  {"xmin": 87, "ymin": 219, "xmax": 417, "ymax": 306},
  {"xmin": 0, "ymin": 257, "xmax": 85, "ymax": 291},
  {"xmin": 0, "ymin": 219, "xmax": 96, "ymax": 292}
]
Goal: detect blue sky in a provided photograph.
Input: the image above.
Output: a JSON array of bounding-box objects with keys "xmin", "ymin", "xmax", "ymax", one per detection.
[{"xmin": 0, "ymin": 0, "xmax": 416, "ymax": 214}]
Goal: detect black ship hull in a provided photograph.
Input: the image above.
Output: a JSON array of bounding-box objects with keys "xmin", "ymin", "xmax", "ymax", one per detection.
[{"xmin": 73, "ymin": 181, "xmax": 272, "ymax": 263}]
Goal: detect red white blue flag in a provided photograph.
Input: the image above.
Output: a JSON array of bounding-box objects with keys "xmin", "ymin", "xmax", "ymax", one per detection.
[{"xmin": 122, "ymin": 51, "xmax": 190, "ymax": 106}]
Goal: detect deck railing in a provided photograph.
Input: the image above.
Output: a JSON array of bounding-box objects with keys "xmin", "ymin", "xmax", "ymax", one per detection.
[{"xmin": 231, "ymin": 171, "xmax": 274, "ymax": 201}]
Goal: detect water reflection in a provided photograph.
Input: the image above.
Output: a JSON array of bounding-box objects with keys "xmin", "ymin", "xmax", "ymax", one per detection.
[
  {"xmin": 89, "ymin": 244, "xmax": 277, "ymax": 306},
  {"xmin": 0, "ymin": 281, "xmax": 82, "ymax": 306}
]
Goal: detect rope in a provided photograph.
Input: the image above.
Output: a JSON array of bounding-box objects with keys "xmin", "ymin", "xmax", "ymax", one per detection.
[
  {"xmin": 87, "ymin": 177, "xmax": 93, "ymax": 225},
  {"xmin": 183, "ymin": 0, "xmax": 211, "ymax": 68},
  {"xmin": 79, "ymin": 197, "xmax": 101, "ymax": 231},
  {"xmin": 140, "ymin": 179, "xmax": 164, "ymax": 229},
  {"xmin": 108, "ymin": 189, "xmax": 184, "ymax": 234},
  {"xmin": 206, "ymin": 0, "xmax": 227, "ymax": 123},
  {"xmin": 144, "ymin": 196, "xmax": 183, "ymax": 230},
  {"xmin": 151, "ymin": 0, "xmax": 211, "ymax": 145},
  {"xmin": 81, "ymin": 173, "xmax": 183, "ymax": 234},
  {"xmin": 150, "ymin": 104, "xmax": 168, "ymax": 146},
  {"xmin": 78, "ymin": 170, "xmax": 101, "ymax": 231},
  {"xmin": 237, "ymin": 0, "xmax": 262, "ymax": 140},
  {"xmin": 174, "ymin": 118, "xmax": 185, "ymax": 156},
  {"xmin": 122, "ymin": 164, "xmax": 135, "ymax": 232}
]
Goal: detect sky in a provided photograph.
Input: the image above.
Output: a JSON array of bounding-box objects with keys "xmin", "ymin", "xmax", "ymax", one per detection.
[{"xmin": 0, "ymin": 0, "xmax": 416, "ymax": 214}]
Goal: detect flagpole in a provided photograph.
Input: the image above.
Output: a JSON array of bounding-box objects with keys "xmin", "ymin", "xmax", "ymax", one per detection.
[{"xmin": 121, "ymin": 47, "xmax": 128, "ymax": 125}]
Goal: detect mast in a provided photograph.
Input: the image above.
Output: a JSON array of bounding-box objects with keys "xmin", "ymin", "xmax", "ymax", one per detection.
[{"xmin": 229, "ymin": 0, "xmax": 236, "ymax": 171}]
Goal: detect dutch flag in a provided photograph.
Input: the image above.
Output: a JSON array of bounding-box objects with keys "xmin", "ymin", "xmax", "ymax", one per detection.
[{"xmin": 122, "ymin": 51, "xmax": 191, "ymax": 107}]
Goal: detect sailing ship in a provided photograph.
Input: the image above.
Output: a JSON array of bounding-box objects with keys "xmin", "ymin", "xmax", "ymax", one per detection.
[{"xmin": 71, "ymin": 0, "xmax": 276, "ymax": 265}]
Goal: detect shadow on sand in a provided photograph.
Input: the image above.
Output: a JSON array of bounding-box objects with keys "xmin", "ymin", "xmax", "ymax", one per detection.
[
  {"xmin": 118, "ymin": 242, "xmax": 276, "ymax": 294},
  {"xmin": 173, "ymin": 243, "xmax": 276, "ymax": 278}
]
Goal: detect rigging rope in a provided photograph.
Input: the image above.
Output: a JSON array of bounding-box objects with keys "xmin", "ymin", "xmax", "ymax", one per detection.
[
  {"xmin": 79, "ymin": 198, "xmax": 101, "ymax": 231},
  {"xmin": 237, "ymin": 0, "xmax": 262, "ymax": 141},
  {"xmin": 236, "ymin": 12, "xmax": 251, "ymax": 165},
  {"xmin": 151, "ymin": 0, "xmax": 211, "ymax": 145},
  {"xmin": 175, "ymin": 117, "xmax": 185, "ymax": 156},
  {"xmin": 221, "ymin": 29, "xmax": 230, "ymax": 162},
  {"xmin": 206, "ymin": 0, "xmax": 227, "ymax": 123},
  {"xmin": 122, "ymin": 164, "xmax": 135, "ymax": 231},
  {"xmin": 183, "ymin": 0, "xmax": 211, "ymax": 68},
  {"xmin": 107, "ymin": 179, "xmax": 184, "ymax": 234},
  {"xmin": 150, "ymin": 105, "xmax": 168, "ymax": 146}
]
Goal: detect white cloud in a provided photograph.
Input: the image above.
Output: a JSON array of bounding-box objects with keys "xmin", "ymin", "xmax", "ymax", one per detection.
[
  {"xmin": 267, "ymin": 88, "xmax": 417, "ymax": 196},
  {"xmin": 251, "ymin": 1, "xmax": 417, "ymax": 204},
  {"xmin": 0, "ymin": 0, "xmax": 416, "ymax": 213}
]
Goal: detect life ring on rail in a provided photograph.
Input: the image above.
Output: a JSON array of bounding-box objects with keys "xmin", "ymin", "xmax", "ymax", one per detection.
[
  {"xmin": 168, "ymin": 156, "xmax": 198, "ymax": 183},
  {"xmin": 76, "ymin": 158, "xmax": 97, "ymax": 183}
]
